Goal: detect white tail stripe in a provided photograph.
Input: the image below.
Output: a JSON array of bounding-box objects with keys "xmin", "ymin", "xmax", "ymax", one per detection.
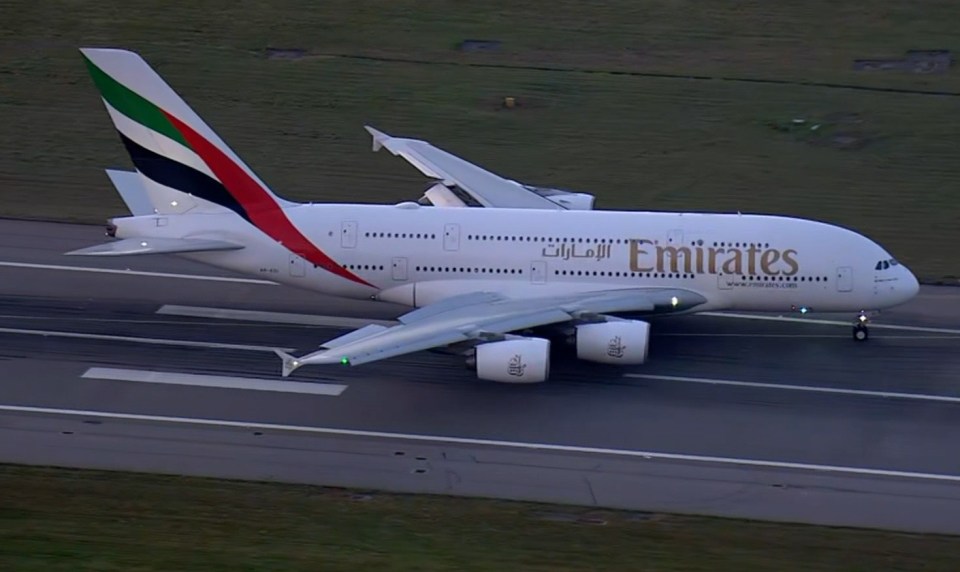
[{"xmin": 105, "ymin": 100, "xmax": 218, "ymax": 182}]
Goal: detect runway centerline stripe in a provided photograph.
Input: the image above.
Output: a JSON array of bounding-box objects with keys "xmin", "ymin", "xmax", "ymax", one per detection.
[
  {"xmin": 0, "ymin": 326, "xmax": 294, "ymax": 353},
  {"xmin": 625, "ymin": 373, "xmax": 960, "ymax": 403},
  {"xmin": 156, "ymin": 305, "xmax": 397, "ymax": 328},
  {"xmin": 81, "ymin": 367, "xmax": 346, "ymax": 396},
  {"xmin": 0, "ymin": 261, "xmax": 277, "ymax": 285},
  {"xmin": 1, "ymin": 405, "xmax": 959, "ymax": 483},
  {"xmin": 700, "ymin": 311, "xmax": 960, "ymax": 335}
]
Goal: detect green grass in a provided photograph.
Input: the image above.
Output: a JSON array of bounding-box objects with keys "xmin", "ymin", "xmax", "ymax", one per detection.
[
  {"xmin": 1, "ymin": 1, "xmax": 958, "ymax": 280},
  {"xmin": 2, "ymin": 463, "xmax": 959, "ymax": 571}
]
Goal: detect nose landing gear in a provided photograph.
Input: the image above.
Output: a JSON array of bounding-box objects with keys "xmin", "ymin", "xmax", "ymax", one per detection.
[{"xmin": 853, "ymin": 312, "xmax": 869, "ymax": 341}]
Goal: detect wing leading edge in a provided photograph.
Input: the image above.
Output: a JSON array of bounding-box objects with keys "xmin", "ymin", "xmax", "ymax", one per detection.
[{"xmin": 275, "ymin": 287, "xmax": 707, "ymax": 376}]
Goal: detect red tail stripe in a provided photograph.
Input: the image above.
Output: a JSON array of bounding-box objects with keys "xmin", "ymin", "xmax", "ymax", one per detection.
[{"xmin": 163, "ymin": 111, "xmax": 374, "ymax": 288}]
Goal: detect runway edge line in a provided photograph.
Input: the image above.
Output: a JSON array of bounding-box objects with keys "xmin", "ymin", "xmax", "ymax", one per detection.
[{"xmin": 2, "ymin": 405, "xmax": 960, "ymax": 483}]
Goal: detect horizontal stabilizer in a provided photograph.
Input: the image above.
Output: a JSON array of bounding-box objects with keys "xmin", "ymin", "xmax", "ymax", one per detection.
[
  {"xmin": 106, "ymin": 169, "xmax": 155, "ymax": 216},
  {"xmin": 65, "ymin": 236, "xmax": 244, "ymax": 256}
]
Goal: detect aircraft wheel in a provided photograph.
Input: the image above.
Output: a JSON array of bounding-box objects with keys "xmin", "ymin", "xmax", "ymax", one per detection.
[{"xmin": 853, "ymin": 324, "xmax": 869, "ymax": 342}]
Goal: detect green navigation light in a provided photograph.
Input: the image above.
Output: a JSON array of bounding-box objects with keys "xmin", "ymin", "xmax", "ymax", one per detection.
[{"xmin": 340, "ymin": 357, "xmax": 350, "ymax": 365}]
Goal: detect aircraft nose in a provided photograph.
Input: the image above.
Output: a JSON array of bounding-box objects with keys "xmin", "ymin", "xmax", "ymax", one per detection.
[{"xmin": 901, "ymin": 267, "xmax": 920, "ymax": 301}]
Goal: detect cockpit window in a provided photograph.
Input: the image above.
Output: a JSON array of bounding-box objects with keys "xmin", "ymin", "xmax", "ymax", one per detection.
[{"xmin": 875, "ymin": 258, "xmax": 898, "ymax": 271}]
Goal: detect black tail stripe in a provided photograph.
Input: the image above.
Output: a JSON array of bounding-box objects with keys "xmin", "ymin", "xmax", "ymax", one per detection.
[{"xmin": 117, "ymin": 131, "xmax": 250, "ymax": 222}]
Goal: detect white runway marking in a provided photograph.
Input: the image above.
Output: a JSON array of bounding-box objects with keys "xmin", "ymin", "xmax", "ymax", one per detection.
[
  {"xmin": 625, "ymin": 373, "xmax": 960, "ymax": 403},
  {"xmin": 0, "ymin": 326, "xmax": 294, "ymax": 353},
  {"xmin": 81, "ymin": 367, "xmax": 346, "ymax": 396},
  {"xmin": 0, "ymin": 261, "xmax": 277, "ymax": 285},
  {"xmin": 157, "ymin": 305, "xmax": 396, "ymax": 328},
  {"xmin": 1, "ymin": 405, "xmax": 959, "ymax": 483},
  {"xmin": 700, "ymin": 311, "xmax": 960, "ymax": 335},
  {"xmin": 157, "ymin": 306, "xmax": 958, "ymax": 339},
  {"xmin": 657, "ymin": 333, "xmax": 960, "ymax": 339}
]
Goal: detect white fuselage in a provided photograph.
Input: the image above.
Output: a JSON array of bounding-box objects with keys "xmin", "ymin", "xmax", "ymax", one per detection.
[{"xmin": 113, "ymin": 202, "xmax": 919, "ymax": 315}]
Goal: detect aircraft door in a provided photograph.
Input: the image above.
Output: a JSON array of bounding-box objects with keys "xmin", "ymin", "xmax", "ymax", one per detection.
[
  {"xmin": 340, "ymin": 220, "xmax": 358, "ymax": 248},
  {"xmin": 443, "ymin": 223, "xmax": 460, "ymax": 251},
  {"xmin": 392, "ymin": 257, "xmax": 408, "ymax": 281},
  {"xmin": 289, "ymin": 254, "xmax": 306, "ymax": 277},
  {"xmin": 717, "ymin": 272, "xmax": 733, "ymax": 290},
  {"xmin": 836, "ymin": 266, "xmax": 853, "ymax": 292},
  {"xmin": 530, "ymin": 260, "xmax": 547, "ymax": 284}
]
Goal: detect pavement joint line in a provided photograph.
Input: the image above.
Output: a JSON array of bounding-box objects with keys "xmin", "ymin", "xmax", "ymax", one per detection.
[
  {"xmin": 157, "ymin": 305, "xmax": 396, "ymax": 328},
  {"xmin": 81, "ymin": 367, "xmax": 346, "ymax": 396},
  {"xmin": 624, "ymin": 373, "xmax": 960, "ymax": 403},
  {"xmin": 0, "ymin": 326, "xmax": 295, "ymax": 353},
  {"xmin": 700, "ymin": 311, "xmax": 960, "ymax": 335},
  {"xmin": 0, "ymin": 261, "xmax": 278, "ymax": 285}
]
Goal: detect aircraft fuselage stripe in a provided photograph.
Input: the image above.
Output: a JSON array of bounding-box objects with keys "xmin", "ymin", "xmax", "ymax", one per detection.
[{"xmin": 117, "ymin": 131, "xmax": 250, "ymax": 222}]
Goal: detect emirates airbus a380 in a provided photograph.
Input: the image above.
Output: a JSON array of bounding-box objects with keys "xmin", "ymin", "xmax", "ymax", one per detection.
[{"xmin": 69, "ymin": 48, "xmax": 920, "ymax": 382}]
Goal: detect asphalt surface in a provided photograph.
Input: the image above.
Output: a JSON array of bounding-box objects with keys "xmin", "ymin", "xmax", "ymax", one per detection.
[{"xmin": 2, "ymin": 218, "xmax": 960, "ymax": 534}]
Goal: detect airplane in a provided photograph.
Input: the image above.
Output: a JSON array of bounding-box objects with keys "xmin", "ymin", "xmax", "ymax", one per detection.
[{"xmin": 68, "ymin": 47, "xmax": 920, "ymax": 383}]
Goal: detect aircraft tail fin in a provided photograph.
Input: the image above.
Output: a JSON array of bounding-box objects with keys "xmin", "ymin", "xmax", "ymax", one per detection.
[
  {"xmin": 80, "ymin": 47, "xmax": 298, "ymax": 222},
  {"xmin": 81, "ymin": 48, "xmax": 376, "ymax": 288}
]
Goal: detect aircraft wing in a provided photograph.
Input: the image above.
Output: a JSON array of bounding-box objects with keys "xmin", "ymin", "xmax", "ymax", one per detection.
[
  {"xmin": 365, "ymin": 126, "xmax": 595, "ymax": 210},
  {"xmin": 65, "ymin": 236, "xmax": 245, "ymax": 256},
  {"xmin": 275, "ymin": 287, "xmax": 706, "ymax": 376}
]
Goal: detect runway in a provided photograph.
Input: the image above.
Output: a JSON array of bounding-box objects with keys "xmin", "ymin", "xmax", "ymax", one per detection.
[{"xmin": 2, "ymin": 218, "xmax": 960, "ymax": 534}]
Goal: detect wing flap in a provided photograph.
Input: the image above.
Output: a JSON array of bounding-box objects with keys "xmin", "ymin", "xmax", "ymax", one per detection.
[
  {"xmin": 65, "ymin": 237, "xmax": 244, "ymax": 256},
  {"xmin": 320, "ymin": 324, "xmax": 390, "ymax": 349},
  {"xmin": 301, "ymin": 327, "xmax": 472, "ymax": 368}
]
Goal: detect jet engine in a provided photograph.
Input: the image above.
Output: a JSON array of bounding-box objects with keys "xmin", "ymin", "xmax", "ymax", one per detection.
[
  {"xmin": 472, "ymin": 337, "xmax": 551, "ymax": 383},
  {"xmin": 574, "ymin": 320, "xmax": 650, "ymax": 364}
]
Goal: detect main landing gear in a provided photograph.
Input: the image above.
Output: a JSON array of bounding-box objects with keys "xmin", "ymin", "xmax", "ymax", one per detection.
[{"xmin": 853, "ymin": 312, "xmax": 869, "ymax": 342}]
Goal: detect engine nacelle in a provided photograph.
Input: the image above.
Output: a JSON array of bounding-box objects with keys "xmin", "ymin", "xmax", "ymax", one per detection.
[
  {"xmin": 575, "ymin": 320, "xmax": 650, "ymax": 365},
  {"xmin": 475, "ymin": 338, "xmax": 551, "ymax": 383}
]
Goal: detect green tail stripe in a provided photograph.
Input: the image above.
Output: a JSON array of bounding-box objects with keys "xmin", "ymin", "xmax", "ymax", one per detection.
[{"xmin": 83, "ymin": 55, "xmax": 190, "ymax": 149}]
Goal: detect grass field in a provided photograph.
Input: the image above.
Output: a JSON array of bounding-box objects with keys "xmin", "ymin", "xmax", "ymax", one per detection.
[
  {"xmin": 2, "ymin": 1, "xmax": 958, "ymax": 281},
  {"xmin": 1, "ymin": 463, "xmax": 959, "ymax": 571}
]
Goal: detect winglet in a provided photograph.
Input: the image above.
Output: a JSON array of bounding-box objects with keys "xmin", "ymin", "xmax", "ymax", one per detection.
[
  {"xmin": 274, "ymin": 349, "xmax": 302, "ymax": 378},
  {"xmin": 364, "ymin": 125, "xmax": 389, "ymax": 152}
]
